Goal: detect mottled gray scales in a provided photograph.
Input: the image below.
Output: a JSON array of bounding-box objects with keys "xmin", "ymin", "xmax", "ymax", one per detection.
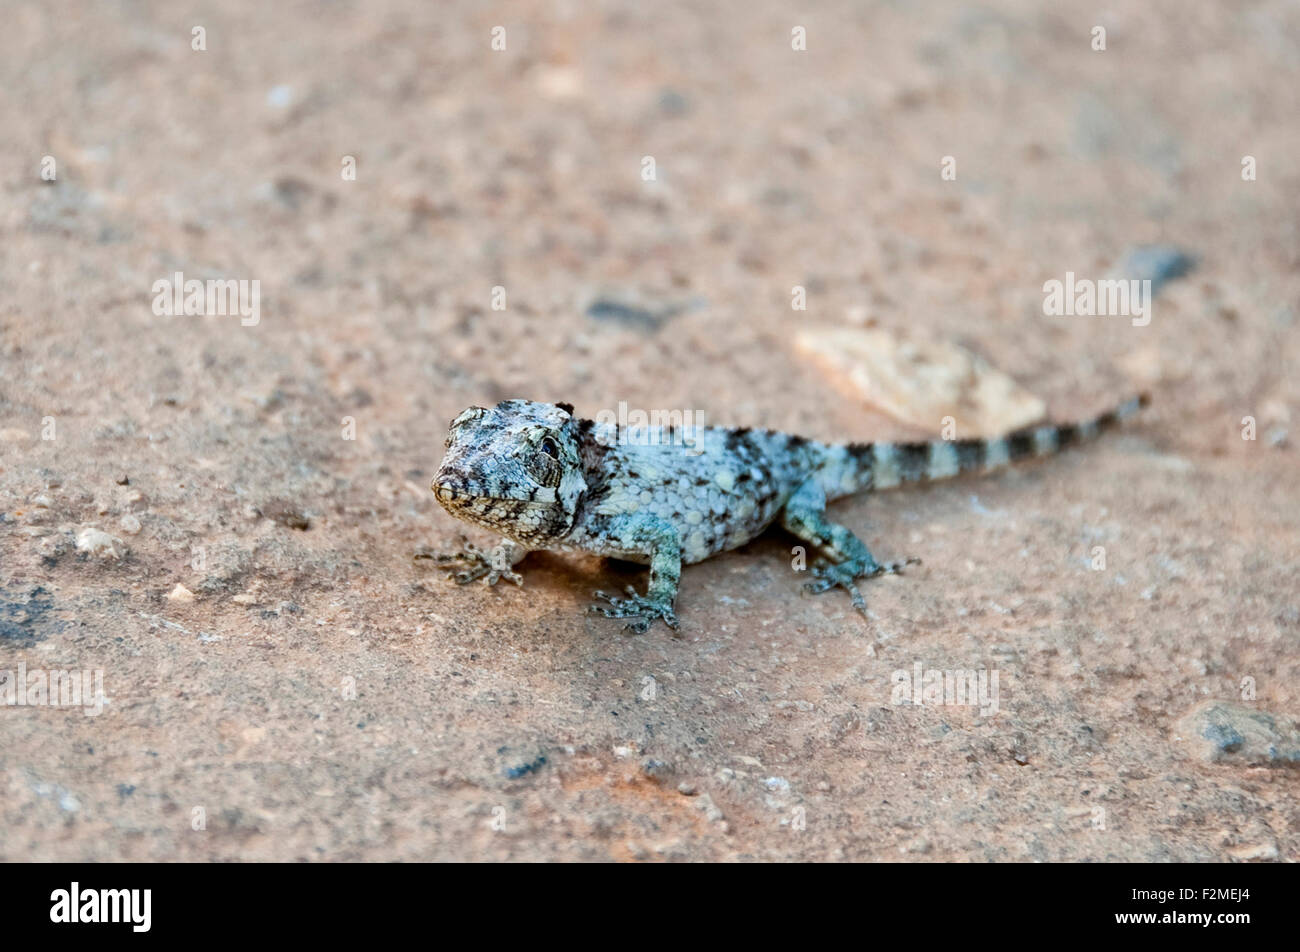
[{"xmin": 430, "ymin": 395, "xmax": 1148, "ymax": 633}]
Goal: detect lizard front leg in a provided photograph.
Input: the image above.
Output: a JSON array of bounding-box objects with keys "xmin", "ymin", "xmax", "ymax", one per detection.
[
  {"xmin": 415, "ymin": 537, "xmax": 529, "ymax": 586},
  {"xmin": 588, "ymin": 517, "xmax": 682, "ymax": 634},
  {"xmin": 780, "ymin": 478, "xmax": 918, "ymax": 615}
]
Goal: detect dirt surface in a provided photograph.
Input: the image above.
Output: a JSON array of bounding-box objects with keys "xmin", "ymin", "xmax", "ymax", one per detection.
[{"xmin": 2, "ymin": 1, "xmax": 1297, "ymax": 862}]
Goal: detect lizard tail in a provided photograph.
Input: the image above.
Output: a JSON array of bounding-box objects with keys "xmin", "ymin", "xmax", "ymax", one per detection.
[{"xmin": 829, "ymin": 393, "xmax": 1149, "ymax": 497}]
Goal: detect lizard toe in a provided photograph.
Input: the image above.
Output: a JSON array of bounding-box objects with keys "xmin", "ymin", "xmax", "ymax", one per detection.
[
  {"xmin": 864, "ymin": 556, "xmax": 922, "ymax": 579},
  {"xmin": 802, "ymin": 556, "xmax": 915, "ymax": 613},
  {"xmin": 453, "ymin": 565, "xmax": 489, "ymax": 584},
  {"xmin": 589, "ymin": 590, "xmax": 677, "ymax": 633}
]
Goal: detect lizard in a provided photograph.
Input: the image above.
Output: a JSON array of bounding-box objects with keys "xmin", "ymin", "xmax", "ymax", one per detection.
[{"xmin": 424, "ymin": 394, "xmax": 1148, "ymax": 634}]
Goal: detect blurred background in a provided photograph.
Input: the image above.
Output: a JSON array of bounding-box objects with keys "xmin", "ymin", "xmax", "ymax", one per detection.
[{"xmin": 1, "ymin": 1, "xmax": 1296, "ymax": 861}]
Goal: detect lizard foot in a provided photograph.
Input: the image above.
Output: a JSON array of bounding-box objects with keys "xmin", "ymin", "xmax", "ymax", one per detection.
[
  {"xmin": 588, "ymin": 587, "xmax": 679, "ymax": 635},
  {"xmin": 802, "ymin": 556, "xmax": 920, "ymax": 615},
  {"xmin": 414, "ymin": 538, "xmax": 524, "ymax": 586}
]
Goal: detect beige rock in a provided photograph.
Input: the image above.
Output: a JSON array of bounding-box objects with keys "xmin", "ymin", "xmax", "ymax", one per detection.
[
  {"xmin": 1226, "ymin": 842, "xmax": 1279, "ymax": 861},
  {"xmin": 535, "ymin": 65, "xmax": 583, "ymax": 100},
  {"xmin": 795, "ymin": 325, "xmax": 1047, "ymax": 435},
  {"xmin": 1176, "ymin": 702, "xmax": 1300, "ymax": 767},
  {"xmin": 167, "ymin": 583, "xmax": 195, "ymax": 603}
]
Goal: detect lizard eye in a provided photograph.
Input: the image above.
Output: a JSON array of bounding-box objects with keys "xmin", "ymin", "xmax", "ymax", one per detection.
[{"xmin": 539, "ymin": 436, "xmax": 559, "ymax": 459}]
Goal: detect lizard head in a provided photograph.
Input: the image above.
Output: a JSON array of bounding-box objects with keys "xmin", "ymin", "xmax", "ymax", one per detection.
[{"xmin": 432, "ymin": 400, "xmax": 586, "ymax": 545}]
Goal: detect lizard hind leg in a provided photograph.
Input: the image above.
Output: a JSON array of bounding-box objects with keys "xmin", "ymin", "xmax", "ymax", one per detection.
[{"xmin": 780, "ymin": 479, "xmax": 918, "ymax": 615}]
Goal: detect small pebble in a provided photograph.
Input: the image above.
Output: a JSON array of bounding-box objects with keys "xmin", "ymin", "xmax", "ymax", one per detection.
[
  {"xmin": 266, "ymin": 84, "xmax": 294, "ymax": 109},
  {"xmin": 167, "ymin": 583, "xmax": 195, "ymax": 603},
  {"xmin": 642, "ymin": 759, "xmax": 672, "ymax": 780},
  {"xmin": 75, "ymin": 527, "xmax": 125, "ymax": 559},
  {"xmin": 694, "ymin": 794, "xmax": 725, "ymax": 823},
  {"xmin": 1116, "ymin": 245, "xmax": 1196, "ymax": 295}
]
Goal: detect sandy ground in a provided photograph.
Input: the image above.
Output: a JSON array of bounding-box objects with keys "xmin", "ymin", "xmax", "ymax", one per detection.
[{"xmin": 1, "ymin": 0, "xmax": 1297, "ymax": 861}]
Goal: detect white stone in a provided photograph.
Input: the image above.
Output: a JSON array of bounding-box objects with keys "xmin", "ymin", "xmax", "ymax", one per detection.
[{"xmin": 75, "ymin": 527, "xmax": 125, "ymax": 559}]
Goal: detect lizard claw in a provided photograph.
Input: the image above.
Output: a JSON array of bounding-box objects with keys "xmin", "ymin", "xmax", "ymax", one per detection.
[
  {"xmin": 802, "ymin": 557, "xmax": 919, "ymax": 615},
  {"xmin": 589, "ymin": 587, "xmax": 679, "ymax": 635},
  {"xmin": 416, "ymin": 538, "xmax": 524, "ymax": 587}
]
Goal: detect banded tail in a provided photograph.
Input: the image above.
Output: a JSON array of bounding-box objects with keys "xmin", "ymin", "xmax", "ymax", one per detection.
[{"xmin": 828, "ymin": 394, "xmax": 1149, "ymax": 498}]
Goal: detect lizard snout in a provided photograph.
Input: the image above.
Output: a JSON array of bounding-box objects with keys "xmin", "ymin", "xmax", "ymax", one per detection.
[{"xmin": 432, "ymin": 466, "xmax": 469, "ymax": 501}]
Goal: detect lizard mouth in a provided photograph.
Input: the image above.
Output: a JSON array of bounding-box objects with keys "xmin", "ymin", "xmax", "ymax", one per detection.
[
  {"xmin": 432, "ymin": 479, "xmax": 484, "ymax": 505},
  {"xmin": 432, "ymin": 480, "xmax": 558, "ymax": 510},
  {"xmin": 432, "ymin": 481, "xmax": 466, "ymax": 500},
  {"xmin": 432, "ymin": 463, "xmax": 561, "ymax": 510}
]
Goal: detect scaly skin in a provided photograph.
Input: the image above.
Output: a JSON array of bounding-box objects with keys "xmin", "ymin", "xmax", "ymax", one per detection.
[{"xmin": 427, "ymin": 396, "xmax": 1147, "ymax": 633}]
